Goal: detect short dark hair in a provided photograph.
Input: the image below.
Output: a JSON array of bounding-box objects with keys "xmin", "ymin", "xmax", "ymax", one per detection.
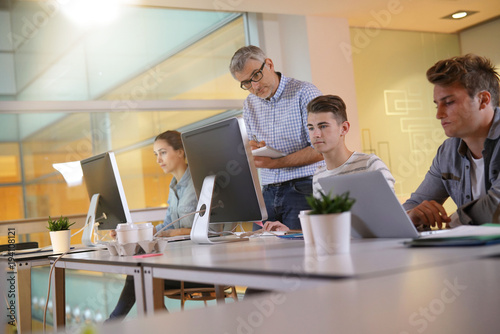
[
  {"xmin": 307, "ymin": 95, "xmax": 348, "ymax": 123},
  {"xmin": 229, "ymin": 45, "xmax": 266, "ymax": 78},
  {"xmin": 426, "ymin": 54, "xmax": 500, "ymax": 107},
  {"xmin": 154, "ymin": 130, "xmax": 183, "ymax": 151}
]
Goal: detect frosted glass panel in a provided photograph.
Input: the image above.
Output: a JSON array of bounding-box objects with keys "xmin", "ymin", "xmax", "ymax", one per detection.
[
  {"xmin": 102, "ymin": 18, "xmax": 247, "ymax": 101},
  {"xmin": 0, "ymin": 186, "xmax": 23, "ymax": 221},
  {"xmin": 0, "ymin": 6, "xmax": 245, "ymax": 221},
  {"xmin": 84, "ymin": 8, "xmax": 237, "ymax": 98},
  {"xmin": 460, "ymin": 18, "xmax": 500, "ymax": 65},
  {"xmin": 18, "ymin": 112, "xmax": 67, "ymax": 139},
  {"xmin": 0, "ymin": 53, "xmax": 16, "ymax": 94},
  {"xmin": 0, "ymin": 114, "xmax": 19, "ymax": 142},
  {"xmin": 351, "ymin": 28, "xmax": 459, "ymax": 212},
  {"xmin": 8, "ymin": 3, "xmax": 240, "ymax": 101},
  {"xmin": 14, "ymin": 108, "xmax": 238, "ymax": 219},
  {"xmin": 10, "ymin": 1, "xmax": 87, "ymax": 92},
  {"xmin": 17, "ymin": 44, "xmax": 90, "ymax": 100},
  {"xmin": 0, "ymin": 11, "xmax": 12, "ymax": 51}
]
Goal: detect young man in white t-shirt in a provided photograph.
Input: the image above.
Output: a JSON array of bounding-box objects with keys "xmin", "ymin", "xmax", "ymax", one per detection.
[
  {"xmin": 308, "ymin": 95, "xmax": 395, "ymax": 197},
  {"xmin": 264, "ymin": 95, "xmax": 395, "ymax": 232}
]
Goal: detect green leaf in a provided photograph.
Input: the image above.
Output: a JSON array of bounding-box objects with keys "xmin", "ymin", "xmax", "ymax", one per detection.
[
  {"xmin": 47, "ymin": 215, "xmax": 76, "ymax": 231},
  {"xmin": 306, "ymin": 189, "xmax": 356, "ymax": 215}
]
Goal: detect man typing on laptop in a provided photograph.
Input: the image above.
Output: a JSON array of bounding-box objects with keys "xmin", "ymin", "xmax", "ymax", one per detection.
[{"xmin": 403, "ymin": 54, "xmax": 500, "ymax": 229}]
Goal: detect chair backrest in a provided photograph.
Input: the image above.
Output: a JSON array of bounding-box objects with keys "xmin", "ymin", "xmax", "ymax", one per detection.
[{"xmin": 163, "ymin": 283, "xmax": 238, "ymax": 310}]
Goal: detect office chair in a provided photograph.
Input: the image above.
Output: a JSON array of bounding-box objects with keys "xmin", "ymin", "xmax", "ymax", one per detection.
[{"xmin": 164, "ymin": 282, "xmax": 238, "ymax": 310}]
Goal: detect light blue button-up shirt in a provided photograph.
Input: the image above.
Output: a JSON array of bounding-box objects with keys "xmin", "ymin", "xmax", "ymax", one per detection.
[
  {"xmin": 403, "ymin": 107, "xmax": 500, "ymax": 225},
  {"xmin": 155, "ymin": 167, "xmax": 198, "ymax": 231},
  {"xmin": 242, "ymin": 73, "xmax": 324, "ymax": 185}
]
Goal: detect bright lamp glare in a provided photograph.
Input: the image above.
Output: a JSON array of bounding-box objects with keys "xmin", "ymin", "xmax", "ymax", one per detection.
[
  {"xmin": 53, "ymin": 161, "xmax": 83, "ymax": 187},
  {"xmin": 61, "ymin": 0, "xmax": 121, "ymax": 27},
  {"xmin": 451, "ymin": 11, "xmax": 468, "ymax": 19}
]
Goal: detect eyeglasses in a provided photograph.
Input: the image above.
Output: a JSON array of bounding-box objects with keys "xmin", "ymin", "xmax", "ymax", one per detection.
[{"xmin": 240, "ymin": 61, "xmax": 266, "ymax": 90}]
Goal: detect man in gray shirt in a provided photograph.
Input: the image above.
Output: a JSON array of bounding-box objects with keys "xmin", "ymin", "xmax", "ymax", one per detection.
[{"xmin": 403, "ymin": 54, "xmax": 500, "ymax": 228}]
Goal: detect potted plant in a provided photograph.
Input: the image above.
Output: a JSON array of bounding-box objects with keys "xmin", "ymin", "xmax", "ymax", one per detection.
[
  {"xmin": 306, "ymin": 190, "xmax": 356, "ymax": 255},
  {"xmin": 47, "ymin": 216, "xmax": 75, "ymax": 253}
]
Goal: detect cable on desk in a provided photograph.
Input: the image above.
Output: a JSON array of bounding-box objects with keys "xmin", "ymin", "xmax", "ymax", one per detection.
[
  {"xmin": 43, "ymin": 250, "xmax": 70, "ymax": 333},
  {"xmin": 153, "ymin": 208, "xmax": 206, "ymax": 237},
  {"xmin": 153, "ymin": 204, "xmax": 243, "ymax": 238}
]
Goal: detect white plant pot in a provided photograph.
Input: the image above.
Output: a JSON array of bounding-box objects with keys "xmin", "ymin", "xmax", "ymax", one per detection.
[
  {"xmin": 309, "ymin": 211, "xmax": 351, "ymax": 256},
  {"xmin": 49, "ymin": 230, "xmax": 71, "ymax": 253}
]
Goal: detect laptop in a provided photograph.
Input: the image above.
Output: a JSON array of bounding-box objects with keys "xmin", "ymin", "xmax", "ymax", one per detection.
[{"xmin": 318, "ymin": 171, "xmax": 421, "ymax": 238}]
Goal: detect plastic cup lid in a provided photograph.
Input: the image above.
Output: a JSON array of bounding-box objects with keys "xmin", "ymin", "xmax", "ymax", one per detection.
[
  {"xmin": 135, "ymin": 223, "xmax": 153, "ymax": 229},
  {"xmin": 116, "ymin": 223, "xmax": 138, "ymax": 231}
]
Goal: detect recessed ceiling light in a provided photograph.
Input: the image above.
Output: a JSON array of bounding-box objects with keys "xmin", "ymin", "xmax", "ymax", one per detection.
[
  {"xmin": 452, "ymin": 11, "xmax": 468, "ymax": 19},
  {"xmin": 442, "ymin": 10, "xmax": 478, "ymax": 20}
]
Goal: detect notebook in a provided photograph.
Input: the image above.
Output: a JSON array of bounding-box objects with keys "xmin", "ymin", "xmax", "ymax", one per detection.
[
  {"xmin": 252, "ymin": 146, "xmax": 286, "ymax": 158},
  {"xmin": 318, "ymin": 171, "xmax": 422, "ymax": 238},
  {"xmin": 404, "ymin": 224, "xmax": 500, "ymax": 247}
]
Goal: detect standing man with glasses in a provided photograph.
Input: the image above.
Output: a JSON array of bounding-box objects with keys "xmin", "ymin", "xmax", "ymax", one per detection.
[{"xmin": 229, "ymin": 45, "xmax": 324, "ymax": 230}]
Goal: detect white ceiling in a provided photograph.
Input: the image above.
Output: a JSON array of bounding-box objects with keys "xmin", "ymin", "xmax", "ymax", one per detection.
[{"xmin": 140, "ymin": 0, "xmax": 500, "ymax": 33}]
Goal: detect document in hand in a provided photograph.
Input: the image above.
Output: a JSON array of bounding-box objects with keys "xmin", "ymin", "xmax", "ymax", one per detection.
[
  {"xmin": 252, "ymin": 146, "xmax": 286, "ymax": 159},
  {"xmin": 405, "ymin": 224, "xmax": 500, "ymax": 247}
]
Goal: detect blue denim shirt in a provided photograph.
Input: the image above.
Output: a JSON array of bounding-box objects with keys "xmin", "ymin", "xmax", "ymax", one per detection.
[
  {"xmin": 403, "ymin": 107, "xmax": 500, "ymax": 225},
  {"xmin": 155, "ymin": 167, "xmax": 198, "ymax": 231}
]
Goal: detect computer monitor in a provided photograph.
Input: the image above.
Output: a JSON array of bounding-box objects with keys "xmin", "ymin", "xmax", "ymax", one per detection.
[
  {"xmin": 80, "ymin": 151, "xmax": 132, "ymax": 246},
  {"xmin": 181, "ymin": 117, "xmax": 268, "ymax": 244}
]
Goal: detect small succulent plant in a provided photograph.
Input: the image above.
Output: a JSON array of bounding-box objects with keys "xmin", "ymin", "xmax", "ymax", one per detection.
[
  {"xmin": 47, "ymin": 216, "xmax": 76, "ymax": 231},
  {"xmin": 306, "ymin": 190, "xmax": 356, "ymax": 215}
]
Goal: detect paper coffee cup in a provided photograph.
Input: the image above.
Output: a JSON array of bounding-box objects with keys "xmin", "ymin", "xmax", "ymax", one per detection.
[
  {"xmin": 136, "ymin": 222, "xmax": 154, "ymax": 241},
  {"xmin": 116, "ymin": 223, "xmax": 139, "ymax": 244}
]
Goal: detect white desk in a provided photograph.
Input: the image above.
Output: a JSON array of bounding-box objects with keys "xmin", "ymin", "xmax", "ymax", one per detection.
[
  {"xmin": 0, "ymin": 248, "xmax": 94, "ymax": 334},
  {"xmin": 135, "ymin": 237, "xmax": 500, "ymax": 313},
  {"xmin": 50, "ymin": 251, "xmax": 145, "ymax": 331},
  {"xmin": 49, "ymin": 237, "xmax": 500, "ymax": 328},
  {"xmin": 94, "ymin": 256, "xmax": 500, "ymax": 334}
]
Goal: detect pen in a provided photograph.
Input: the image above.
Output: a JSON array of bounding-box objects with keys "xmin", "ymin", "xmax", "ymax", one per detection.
[
  {"xmin": 252, "ymin": 135, "xmax": 263, "ymax": 148},
  {"xmin": 133, "ymin": 253, "xmax": 162, "ymax": 258}
]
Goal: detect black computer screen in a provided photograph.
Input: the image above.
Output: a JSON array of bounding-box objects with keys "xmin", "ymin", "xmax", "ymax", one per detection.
[
  {"xmin": 80, "ymin": 152, "xmax": 132, "ymax": 230},
  {"xmin": 182, "ymin": 118, "xmax": 267, "ymax": 224}
]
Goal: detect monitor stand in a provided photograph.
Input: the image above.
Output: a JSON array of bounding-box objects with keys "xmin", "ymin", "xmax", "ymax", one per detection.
[
  {"xmin": 82, "ymin": 194, "xmax": 100, "ymax": 247},
  {"xmin": 190, "ymin": 175, "xmax": 248, "ymax": 244}
]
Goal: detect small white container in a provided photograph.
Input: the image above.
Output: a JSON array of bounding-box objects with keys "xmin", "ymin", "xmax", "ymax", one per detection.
[
  {"xmin": 136, "ymin": 222, "xmax": 154, "ymax": 241},
  {"xmin": 310, "ymin": 212, "xmax": 351, "ymax": 256},
  {"xmin": 116, "ymin": 223, "xmax": 139, "ymax": 244},
  {"xmin": 299, "ymin": 210, "xmax": 314, "ymax": 245},
  {"xmin": 49, "ymin": 230, "xmax": 71, "ymax": 253}
]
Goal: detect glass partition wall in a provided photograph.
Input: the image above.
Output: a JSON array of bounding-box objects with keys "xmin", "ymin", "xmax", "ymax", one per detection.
[
  {"xmin": 7, "ymin": 2, "xmax": 245, "ymax": 101},
  {"xmin": 0, "ymin": 2, "xmax": 248, "ymax": 242},
  {"xmin": 2, "ymin": 109, "xmax": 243, "ymax": 222}
]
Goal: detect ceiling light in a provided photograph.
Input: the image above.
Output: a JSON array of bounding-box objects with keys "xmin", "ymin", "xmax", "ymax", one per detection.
[
  {"xmin": 60, "ymin": 0, "xmax": 122, "ymax": 27},
  {"xmin": 452, "ymin": 12, "xmax": 468, "ymax": 19},
  {"xmin": 442, "ymin": 11, "xmax": 478, "ymax": 20}
]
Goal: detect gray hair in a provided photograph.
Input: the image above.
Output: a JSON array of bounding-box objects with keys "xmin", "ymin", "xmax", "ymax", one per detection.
[{"xmin": 229, "ymin": 45, "xmax": 267, "ymax": 78}]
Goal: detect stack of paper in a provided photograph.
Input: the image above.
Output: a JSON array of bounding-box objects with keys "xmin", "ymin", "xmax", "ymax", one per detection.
[
  {"xmin": 405, "ymin": 224, "xmax": 500, "ymax": 247},
  {"xmin": 252, "ymin": 146, "xmax": 286, "ymax": 158}
]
